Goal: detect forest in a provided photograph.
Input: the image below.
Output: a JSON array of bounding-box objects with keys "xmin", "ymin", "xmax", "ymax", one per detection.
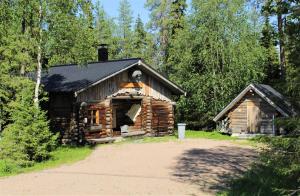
[{"xmin": 0, "ymin": 0, "xmax": 299, "ymax": 194}]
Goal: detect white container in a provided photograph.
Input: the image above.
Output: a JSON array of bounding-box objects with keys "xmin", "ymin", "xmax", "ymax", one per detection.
[
  {"xmin": 121, "ymin": 125, "xmax": 129, "ymax": 133},
  {"xmin": 178, "ymin": 123, "xmax": 186, "ymax": 140}
]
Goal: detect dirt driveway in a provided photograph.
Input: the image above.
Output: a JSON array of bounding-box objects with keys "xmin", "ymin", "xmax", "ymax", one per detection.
[{"xmin": 0, "ymin": 139, "xmax": 256, "ymax": 196}]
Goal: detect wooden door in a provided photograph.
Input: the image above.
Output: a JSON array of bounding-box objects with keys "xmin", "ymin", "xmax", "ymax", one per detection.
[{"xmin": 247, "ymin": 100, "xmax": 261, "ymax": 133}]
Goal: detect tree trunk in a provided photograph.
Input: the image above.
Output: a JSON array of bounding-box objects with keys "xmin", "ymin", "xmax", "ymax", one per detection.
[
  {"xmin": 34, "ymin": 1, "xmax": 43, "ymax": 108},
  {"xmin": 277, "ymin": 6, "xmax": 286, "ymax": 78}
]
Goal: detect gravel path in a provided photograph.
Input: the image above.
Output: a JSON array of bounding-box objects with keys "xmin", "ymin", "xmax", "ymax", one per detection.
[{"xmin": 0, "ymin": 139, "xmax": 256, "ymax": 196}]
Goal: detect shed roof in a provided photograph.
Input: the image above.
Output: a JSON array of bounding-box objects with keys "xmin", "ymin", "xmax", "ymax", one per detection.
[
  {"xmin": 40, "ymin": 58, "xmax": 185, "ymax": 95},
  {"xmin": 213, "ymin": 84, "xmax": 296, "ymax": 121}
]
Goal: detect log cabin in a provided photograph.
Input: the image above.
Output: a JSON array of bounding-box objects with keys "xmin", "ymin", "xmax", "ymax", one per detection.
[
  {"xmin": 213, "ymin": 84, "xmax": 296, "ymax": 136},
  {"xmin": 41, "ymin": 45, "xmax": 185, "ymax": 144}
]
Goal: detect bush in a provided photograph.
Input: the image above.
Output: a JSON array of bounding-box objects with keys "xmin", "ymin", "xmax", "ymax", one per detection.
[
  {"xmin": 0, "ymin": 160, "xmax": 19, "ymax": 174},
  {"xmin": 276, "ymin": 117, "xmax": 300, "ymax": 135},
  {"xmin": 223, "ymin": 133, "xmax": 300, "ymax": 195},
  {"xmin": 0, "ymin": 78, "xmax": 58, "ymax": 166}
]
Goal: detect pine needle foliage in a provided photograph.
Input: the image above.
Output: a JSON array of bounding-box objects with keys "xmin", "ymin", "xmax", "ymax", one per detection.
[{"xmin": 0, "ymin": 78, "xmax": 58, "ymax": 166}]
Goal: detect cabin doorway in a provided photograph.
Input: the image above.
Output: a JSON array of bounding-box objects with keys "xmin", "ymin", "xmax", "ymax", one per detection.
[{"xmin": 111, "ymin": 98, "xmax": 142, "ymax": 136}]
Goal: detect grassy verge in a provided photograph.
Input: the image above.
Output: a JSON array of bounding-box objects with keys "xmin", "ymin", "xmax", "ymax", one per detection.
[
  {"xmin": 0, "ymin": 146, "xmax": 93, "ymax": 177},
  {"xmin": 185, "ymin": 130, "xmax": 236, "ymax": 140},
  {"xmin": 115, "ymin": 130, "xmax": 247, "ymax": 145}
]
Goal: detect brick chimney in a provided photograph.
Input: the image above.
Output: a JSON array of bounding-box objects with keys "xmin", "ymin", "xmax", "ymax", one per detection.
[{"xmin": 98, "ymin": 44, "xmax": 108, "ymax": 61}]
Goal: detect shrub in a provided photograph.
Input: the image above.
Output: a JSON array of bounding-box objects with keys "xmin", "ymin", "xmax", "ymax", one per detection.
[
  {"xmin": 276, "ymin": 117, "xmax": 300, "ymax": 135},
  {"xmin": 0, "ymin": 160, "xmax": 19, "ymax": 174},
  {"xmin": 223, "ymin": 133, "xmax": 300, "ymax": 195},
  {"xmin": 0, "ymin": 78, "xmax": 58, "ymax": 166}
]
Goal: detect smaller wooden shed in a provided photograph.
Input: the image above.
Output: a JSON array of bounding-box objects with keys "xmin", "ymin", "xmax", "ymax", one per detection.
[{"xmin": 213, "ymin": 84, "xmax": 296, "ymax": 135}]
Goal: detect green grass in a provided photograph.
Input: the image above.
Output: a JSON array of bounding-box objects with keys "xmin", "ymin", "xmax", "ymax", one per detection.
[
  {"xmin": 0, "ymin": 146, "xmax": 93, "ymax": 177},
  {"xmin": 114, "ymin": 130, "xmax": 240, "ymax": 145},
  {"xmin": 184, "ymin": 130, "xmax": 236, "ymax": 140}
]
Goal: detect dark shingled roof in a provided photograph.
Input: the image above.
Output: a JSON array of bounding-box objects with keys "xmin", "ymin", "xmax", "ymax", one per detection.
[
  {"xmin": 41, "ymin": 58, "xmax": 140, "ymax": 92},
  {"xmin": 213, "ymin": 83, "xmax": 297, "ymax": 121},
  {"xmin": 253, "ymin": 84, "xmax": 296, "ymax": 117}
]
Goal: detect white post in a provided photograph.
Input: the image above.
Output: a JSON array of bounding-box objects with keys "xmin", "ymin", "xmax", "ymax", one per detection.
[{"xmin": 178, "ymin": 123, "xmax": 186, "ymax": 140}]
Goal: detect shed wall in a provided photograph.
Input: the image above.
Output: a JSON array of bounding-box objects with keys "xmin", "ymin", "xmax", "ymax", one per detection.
[{"xmin": 228, "ymin": 92, "xmax": 279, "ymax": 134}]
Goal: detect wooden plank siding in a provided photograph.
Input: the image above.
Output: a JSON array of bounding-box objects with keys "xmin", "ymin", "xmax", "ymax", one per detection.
[
  {"xmin": 228, "ymin": 92, "xmax": 279, "ymax": 134},
  {"xmin": 77, "ymin": 69, "xmax": 173, "ymax": 102},
  {"xmin": 149, "ymin": 77, "xmax": 172, "ymax": 101},
  {"xmin": 228, "ymin": 98, "xmax": 247, "ymax": 133}
]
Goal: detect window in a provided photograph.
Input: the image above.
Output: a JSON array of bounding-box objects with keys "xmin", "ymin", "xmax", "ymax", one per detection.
[{"xmin": 90, "ymin": 110, "xmax": 100, "ymax": 125}]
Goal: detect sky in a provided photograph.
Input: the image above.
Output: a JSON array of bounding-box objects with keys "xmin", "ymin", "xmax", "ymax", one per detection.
[
  {"xmin": 100, "ymin": 0, "xmax": 192, "ymax": 24},
  {"xmin": 101, "ymin": 0, "xmax": 150, "ymax": 24}
]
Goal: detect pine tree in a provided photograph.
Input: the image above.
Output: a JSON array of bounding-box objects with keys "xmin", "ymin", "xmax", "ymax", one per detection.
[
  {"xmin": 262, "ymin": 0, "xmax": 290, "ymax": 78},
  {"xmin": 0, "ymin": 0, "xmax": 57, "ymax": 165},
  {"xmin": 0, "ymin": 78, "xmax": 57, "ymax": 166},
  {"xmin": 0, "ymin": 0, "xmax": 36, "ymax": 75},
  {"xmin": 169, "ymin": 0, "xmax": 187, "ymax": 37},
  {"xmin": 46, "ymin": 0, "xmax": 96, "ymax": 66},
  {"xmin": 132, "ymin": 15, "xmax": 155, "ymax": 64},
  {"xmin": 117, "ymin": 0, "xmax": 133, "ymax": 58},
  {"xmin": 75, "ymin": 0, "xmax": 97, "ymax": 64},
  {"xmin": 94, "ymin": 1, "xmax": 119, "ymax": 59},
  {"xmin": 133, "ymin": 16, "xmax": 147, "ymax": 53},
  {"xmin": 146, "ymin": 0, "xmax": 170, "ymax": 69},
  {"xmin": 145, "ymin": 0, "xmax": 187, "ymax": 72},
  {"xmin": 284, "ymin": 1, "xmax": 300, "ymax": 108},
  {"xmin": 261, "ymin": 0, "xmax": 299, "ymax": 108},
  {"xmin": 0, "ymin": 0, "xmax": 41, "ymax": 127},
  {"xmin": 261, "ymin": 11, "xmax": 280, "ymax": 82}
]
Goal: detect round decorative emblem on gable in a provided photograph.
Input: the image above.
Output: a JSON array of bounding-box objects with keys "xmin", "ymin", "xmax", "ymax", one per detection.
[{"xmin": 132, "ymin": 70, "xmax": 142, "ymax": 82}]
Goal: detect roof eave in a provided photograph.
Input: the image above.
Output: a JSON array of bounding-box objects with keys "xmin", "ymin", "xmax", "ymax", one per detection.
[
  {"xmin": 213, "ymin": 83, "xmax": 290, "ymax": 122},
  {"xmin": 251, "ymin": 84, "xmax": 289, "ymax": 117},
  {"xmin": 213, "ymin": 85, "xmax": 253, "ymax": 122}
]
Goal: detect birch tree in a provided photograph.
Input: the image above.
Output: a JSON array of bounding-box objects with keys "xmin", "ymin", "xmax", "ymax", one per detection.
[
  {"xmin": 33, "ymin": 0, "xmax": 43, "ymax": 107},
  {"xmin": 168, "ymin": 0, "xmax": 265, "ymax": 127}
]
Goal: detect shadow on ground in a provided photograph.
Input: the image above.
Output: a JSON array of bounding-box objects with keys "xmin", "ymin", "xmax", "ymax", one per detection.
[{"xmin": 171, "ymin": 146, "xmax": 256, "ymax": 194}]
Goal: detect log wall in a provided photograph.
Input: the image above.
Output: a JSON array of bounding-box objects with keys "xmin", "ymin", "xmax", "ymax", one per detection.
[
  {"xmin": 78, "ymin": 96, "xmax": 174, "ymax": 138},
  {"xmin": 83, "ymin": 101, "xmax": 108, "ymax": 139},
  {"xmin": 48, "ymin": 92, "xmax": 74, "ymax": 142},
  {"xmin": 142, "ymin": 96, "xmax": 152, "ymax": 133},
  {"xmin": 51, "ymin": 67, "xmax": 177, "ymax": 142},
  {"xmin": 151, "ymin": 99, "xmax": 174, "ymax": 136}
]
